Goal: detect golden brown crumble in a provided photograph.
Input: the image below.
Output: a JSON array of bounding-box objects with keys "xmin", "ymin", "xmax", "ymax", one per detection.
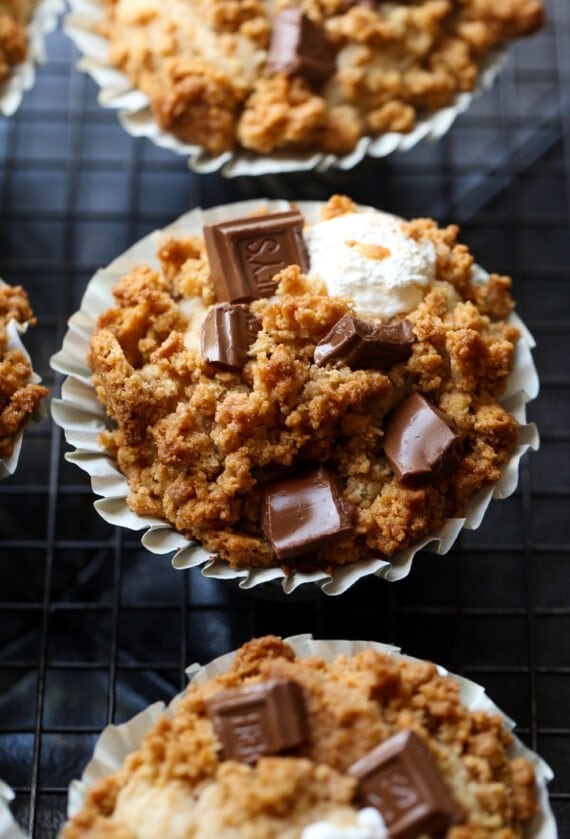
[
  {"xmin": 99, "ymin": 0, "xmax": 544, "ymax": 155},
  {"xmin": 87, "ymin": 197, "xmax": 522, "ymax": 572},
  {"xmin": 62, "ymin": 637, "xmax": 538, "ymax": 838},
  {"xmin": 0, "ymin": 282, "xmax": 47, "ymax": 460},
  {"xmin": 0, "ymin": 0, "xmax": 31, "ymax": 83}
]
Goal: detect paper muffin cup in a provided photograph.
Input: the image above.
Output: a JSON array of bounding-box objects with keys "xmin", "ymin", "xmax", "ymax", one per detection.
[
  {"xmin": 50, "ymin": 199, "xmax": 539, "ymax": 595},
  {"xmin": 0, "ymin": 0, "xmax": 65, "ymax": 116},
  {"xmin": 64, "ymin": 635, "xmax": 556, "ymax": 839},
  {"xmin": 62, "ymin": 1, "xmax": 506, "ymax": 177},
  {"xmin": 0, "ymin": 781, "xmax": 25, "ymax": 839},
  {"xmin": 0, "ymin": 281, "xmax": 48, "ymax": 481}
]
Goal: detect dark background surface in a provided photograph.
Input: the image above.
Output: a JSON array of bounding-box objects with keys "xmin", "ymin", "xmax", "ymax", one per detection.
[{"xmin": 0, "ymin": 0, "xmax": 569, "ymax": 835}]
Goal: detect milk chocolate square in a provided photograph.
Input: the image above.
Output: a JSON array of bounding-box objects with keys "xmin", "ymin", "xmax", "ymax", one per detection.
[
  {"xmin": 261, "ymin": 466, "xmax": 354, "ymax": 561},
  {"xmin": 383, "ymin": 393, "xmax": 462, "ymax": 485},
  {"xmin": 201, "ymin": 303, "xmax": 259, "ymax": 372},
  {"xmin": 267, "ymin": 8, "xmax": 336, "ymax": 87},
  {"xmin": 204, "ymin": 210, "xmax": 309, "ymax": 303},
  {"xmin": 314, "ymin": 316, "xmax": 415, "ymax": 370},
  {"xmin": 349, "ymin": 731, "xmax": 463, "ymax": 839},
  {"xmin": 206, "ymin": 679, "xmax": 308, "ymax": 764}
]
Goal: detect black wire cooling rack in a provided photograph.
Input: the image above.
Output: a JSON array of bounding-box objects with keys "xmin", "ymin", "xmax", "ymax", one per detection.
[{"xmin": 0, "ymin": 0, "xmax": 569, "ymax": 835}]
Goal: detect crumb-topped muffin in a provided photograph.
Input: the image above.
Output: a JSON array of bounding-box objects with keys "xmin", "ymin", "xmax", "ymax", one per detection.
[
  {"xmin": 98, "ymin": 0, "xmax": 544, "ymax": 156},
  {"xmin": 87, "ymin": 195, "xmax": 524, "ymax": 574},
  {"xmin": 62, "ymin": 636, "xmax": 539, "ymax": 839},
  {"xmin": 0, "ymin": 0, "xmax": 34, "ymax": 84},
  {"xmin": 0, "ymin": 282, "xmax": 47, "ymax": 461}
]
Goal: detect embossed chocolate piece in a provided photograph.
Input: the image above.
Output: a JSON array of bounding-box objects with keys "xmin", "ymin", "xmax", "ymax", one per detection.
[
  {"xmin": 204, "ymin": 210, "xmax": 309, "ymax": 303},
  {"xmin": 201, "ymin": 303, "xmax": 259, "ymax": 372},
  {"xmin": 383, "ymin": 393, "xmax": 463, "ymax": 485},
  {"xmin": 261, "ymin": 466, "xmax": 354, "ymax": 561},
  {"xmin": 349, "ymin": 730, "xmax": 463, "ymax": 839},
  {"xmin": 314, "ymin": 315, "xmax": 415, "ymax": 369},
  {"xmin": 267, "ymin": 8, "xmax": 336, "ymax": 88},
  {"xmin": 206, "ymin": 679, "xmax": 308, "ymax": 764}
]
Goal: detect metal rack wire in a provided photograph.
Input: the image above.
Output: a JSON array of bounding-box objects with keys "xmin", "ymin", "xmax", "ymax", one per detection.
[{"xmin": 0, "ymin": 0, "xmax": 569, "ymax": 834}]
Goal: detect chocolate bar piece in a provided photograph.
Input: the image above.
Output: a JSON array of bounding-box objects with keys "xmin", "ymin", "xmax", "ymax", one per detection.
[
  {"xmin": 383, "ymin": 393, "xmax": 462, "ymax": 485},
  {"xmin": 314, "ymin": 315, "xmax": 415, "ymax": 370},
  {"xmin": 261, "ymin": 466, "xmax": 354, "ymax": 561},
  {"xmin": 204, "ymin": 210, "xmax": 309, "ymax": 303},
  {"xmin": 267, "ymin": 8, "xmax": 336, "ymax": 88},
  {"xmin": 349, "ymin": 731, "xmax": 463, "ymax": 839},
  {"xmin": 206, "ymin": 679, "xmax": 308, "ymax": 764},
  {"xmin": 201, "ymin": 303, "xmax": 259, "ymax": 372}
]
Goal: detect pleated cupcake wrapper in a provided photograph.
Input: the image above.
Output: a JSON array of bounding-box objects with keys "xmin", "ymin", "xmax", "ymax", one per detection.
[
  {"xmin": 0, "ymin": 281, "xmax": 47, "ymax": 481},
  {"xmin": 65, "ymin": 635, "xmax": 557, "ymax": 838},
  {"xmin": 0, "ymin": 781, "xmax": 25, "ymax": 839},
  {"xmin": 50, "ymin": 199, "xmax": 540, "ymax": 595},
  {"xmin": 62, "ymin": 0, "xmax": 506, "ymax": 177},
  {"xmin": 0, "ymin": 0, "xmax": 65, "ymax": 116}
]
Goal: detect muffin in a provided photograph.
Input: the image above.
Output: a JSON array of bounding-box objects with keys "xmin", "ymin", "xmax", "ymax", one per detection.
[
  {"xmin": 0, "ymin": 280, "xmax": 48, "ymax": 476},
  {"xmin": 0, "ymin": 0, "xmax": 63, "ymax": 115},
  {"xmin": 0, "ymin": 779, "xmax": 25, "ymax": 839},
  {"xmin": 65, "ymin": 0, "xmax": 544, "ymax": 172},
  {"xmin": 59, "ymin": 196, "xmax": 536, "ymax": 574},
  {"xmin": 61, "ymin": 636, "xmax": 555, "ymax": 839}
]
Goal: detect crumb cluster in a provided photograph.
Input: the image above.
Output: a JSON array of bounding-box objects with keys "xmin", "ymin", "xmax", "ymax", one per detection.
[
  {"xmin": 0, "ymin": 282, "xmax": 47, "ymax": 460},
  {"xmin": 88, "ymin": 196, "xmax": 521, "ymax": 573},
  {"xmin": 62, "ymin": 636, "xmax": 538, "ymax": 839},
  {"xmin": 99, "ymin": 0, "xmax": 544, "ymax": 155},
  {"xmin": 0, "ymin": 0, "xmax": 32, "ymax": 83}
]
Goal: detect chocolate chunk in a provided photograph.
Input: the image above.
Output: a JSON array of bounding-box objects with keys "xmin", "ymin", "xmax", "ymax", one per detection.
[
  {"xmin": 204, "ymin": 210, "xmax": 309, "ymax": 303},
  {"xmin": 349, "ymin": 730, "xmax": 463, "ymax": 839},
  {"xmin": 206, "ymin": 679, "xmax": 308, "ymax": 764},
  {"xmin": 383, "ymin": 393, "xmax": 463, "ymax": 485},
  {"xmin": 314, "ymin": 316, "xmax": 415, "ymax": 370},
  {"xmin": 201, "ymin": 303, "xmax": 259, "ymax": 372},
  {"xmin": 267, "ymin": 8, "xmax": 336, "ymax": 88},
  {"xmin": 262, "ymin": 466, "xmax": 354, "ymax": 561}
]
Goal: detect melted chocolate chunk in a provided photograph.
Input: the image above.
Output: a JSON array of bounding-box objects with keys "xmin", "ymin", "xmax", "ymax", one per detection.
[
  {"xmin": 262, "ymin": 466, "xmax": 354, "ymax": 561},
  {"xmin": 206, "ymin": 679, "xmax": 308, "ymax": 764},
  {"xmin": 314, "ymin": 315, "xmax": 415, "ymax": 370},
  {"xmin": 267, "ymin": 8, "xmax": 336, "ymax": 88},
  {"xmin": 349, "ymin": 731, "xmax": 463, "ymax": 839},
  {"xmin": 201, "ymin": 303, "xmax": 259, "ymax": 372},
  {"xmin": 383, "ymin": 393, "xmax": 463, "ymax": 485},
  {"xmin": 204, "ymin": 210, "xmax": 309, "ymax": 303}
]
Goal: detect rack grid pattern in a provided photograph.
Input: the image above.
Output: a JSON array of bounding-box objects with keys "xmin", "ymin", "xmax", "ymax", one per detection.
[{"xmin": 0, "ymin": 0, "xmax": 569, "ymax": 835}]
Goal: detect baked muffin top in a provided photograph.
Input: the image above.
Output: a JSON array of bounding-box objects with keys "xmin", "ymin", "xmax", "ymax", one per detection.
[
  {"xmin": 62, "ymin": 636, "xmax": 538, "ymax": 839},
  {"xmin": 0, "ymin": 0, "xmax": 34, "ymax": 84},
  {"xmin": 99, "ymin": 0, "xmax": 544, "ymax": 156},
  {"xmin": 0, "ymin": 282, "xmax": 47, "ymax": 461},
  {"xmin": 88, "ymin": 195, "xmax": 522, "ymax": 573}
]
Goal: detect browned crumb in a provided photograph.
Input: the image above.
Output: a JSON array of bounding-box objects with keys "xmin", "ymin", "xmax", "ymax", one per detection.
[
  {"xmin": 0, "ymin": 6, "xmax": 28, "ymax": 82},
  {"xmin": 88, "ymin": 197, "xmax": 522, "ymax": 571},
  {"xmin": 99, "ymin": 0, "xmax": 544, "ymax": 156},
  {"xmin": 0, "ymin": 283, "xmax": 47, "ymax": 460},
  {"xmin": 62, "ymin": 637, "xmax": 538, "ymax": 839}
]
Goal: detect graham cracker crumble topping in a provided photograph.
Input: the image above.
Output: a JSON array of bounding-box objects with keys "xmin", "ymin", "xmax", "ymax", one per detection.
[
  {"xmin": 0, "ymin": 0, "xmax": 33, "ymax": 82},
  {"xmin": 99, "ymin": 0, "xmax": 544, "ymax": 155},
  {"xmin": 0, "ymin": 282, "xmax": 47, "ymax": 460},
  {"xmin": 62, "ymin": 637, "xmax": 538, "ymax": 839}
]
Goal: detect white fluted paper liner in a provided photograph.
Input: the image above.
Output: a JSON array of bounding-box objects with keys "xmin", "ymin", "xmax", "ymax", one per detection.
[
  {"xmin": 0, "ymin": 0, "xmax": 65, "ymax": 116},
  {"xmin": 50, "ymin": 199, "xmax": 539, "ymax": 595},
  {"xmin": 65, "ymin": 635, "xmax": 556, "ymax": 838},
  {"xmin": 0, "ymin": 781, "xmax": 25, "ymax": 839},
  {"xmin": 0, "ymin": 281, "xmax": 47, "ymax": 481},
  {"xmin": 62, "ymin": 0, "xmax": 506, "ymax": 177}
]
